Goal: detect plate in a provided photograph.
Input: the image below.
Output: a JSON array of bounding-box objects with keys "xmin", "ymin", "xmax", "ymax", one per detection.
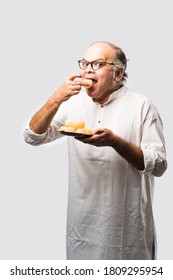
[{"xmin": 59, "ymin": 130, "xmax": 92, "ymax": 138}]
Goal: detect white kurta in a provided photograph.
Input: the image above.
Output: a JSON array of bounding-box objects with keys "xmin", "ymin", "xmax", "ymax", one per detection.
[{"xmin": 24, "ymin": 86, "xmax": 167, "ymax": 260}]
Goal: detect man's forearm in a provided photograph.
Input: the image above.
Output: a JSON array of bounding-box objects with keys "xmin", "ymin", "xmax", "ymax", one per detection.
[
  {"xmin": 29, "ymin": 96, "xmax": 61, "ymax": 134},
  {"xmin": 29, "ymin": 74, "xmax": 85, "ymax": 134}
]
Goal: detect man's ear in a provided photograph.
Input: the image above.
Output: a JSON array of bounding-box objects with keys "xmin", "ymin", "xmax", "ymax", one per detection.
[{"xmin": 115, "ymin": 68, "xmax": 124, "ymax": 82}]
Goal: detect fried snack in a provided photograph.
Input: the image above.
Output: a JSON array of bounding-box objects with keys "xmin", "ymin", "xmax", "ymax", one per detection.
[
  {"xmin": 76, "ymin": 128, "xmax": 92, "ymax": 134},
  {"xmin": 59, "ymin": 126, "xmax": 75, "ymax": 132},
  {"xmin": 59, "ymin": 119, "xmax": 92, "ymax": 135},
  {"xmin": 82, "ymin": 79, "xmax": 93, "ymax": 88},
  {"xmin": 65, "ymin": 119, "xmax": 85, "ymax": 131}
]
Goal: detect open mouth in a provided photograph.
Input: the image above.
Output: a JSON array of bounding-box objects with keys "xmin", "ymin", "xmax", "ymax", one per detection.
[
  {"xmin": 88, "ymin": 78, "xmax": 97, "ymax": 86},
  {"xmin": 82, "ymin": 74, "xmax": 98, "ymax": 88}
]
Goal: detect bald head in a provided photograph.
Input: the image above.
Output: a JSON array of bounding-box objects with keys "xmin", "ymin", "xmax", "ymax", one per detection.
[{"xmin": 87, "ymin": 41, "xmax": 128, "ymax": 81}]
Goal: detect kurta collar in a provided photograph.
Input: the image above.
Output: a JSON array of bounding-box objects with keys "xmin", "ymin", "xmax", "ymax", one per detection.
[{"xmin": 93, "ymin": 86, "xmax": 126, "ymax": 106}]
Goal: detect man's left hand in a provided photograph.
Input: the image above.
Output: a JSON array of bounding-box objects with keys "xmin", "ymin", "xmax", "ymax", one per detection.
[{"xmin": 75, "ymin": 128, "xmax": 116, "ymax": 147}]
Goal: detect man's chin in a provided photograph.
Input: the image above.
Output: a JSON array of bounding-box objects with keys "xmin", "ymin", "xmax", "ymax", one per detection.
[{"xmin": 85, "ymin": 90, "xmax": 94, "ymax": 98}]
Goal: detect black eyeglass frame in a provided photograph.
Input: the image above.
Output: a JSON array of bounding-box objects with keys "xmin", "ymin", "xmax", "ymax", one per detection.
[{"xmin": 78, "ymin": 59, "xmax": 115, "ymax": 70}]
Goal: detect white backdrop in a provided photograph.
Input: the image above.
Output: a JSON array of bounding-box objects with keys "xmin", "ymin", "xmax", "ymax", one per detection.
[{"xmin": 0, "ymin": 0, "xmax": 172, "ymax": 259}]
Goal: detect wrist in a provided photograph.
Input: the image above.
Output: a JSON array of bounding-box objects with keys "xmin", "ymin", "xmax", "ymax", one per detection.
[
  {"xmin": 110, "ymin": 133, "xmax": 119, "ymax": 149},
  {"xmin": 50, "ymin": 93, "xmax": 63, "ymax": 107}
]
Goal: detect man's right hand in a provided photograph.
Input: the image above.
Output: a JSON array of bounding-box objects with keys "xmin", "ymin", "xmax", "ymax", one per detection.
[
  {"xmin": 52, "ymin": 74, "xmax": 84, "ymax": 104},
  {"xmin": 29, "ymin": 74, "xmax": 84, "ymax": 134}
]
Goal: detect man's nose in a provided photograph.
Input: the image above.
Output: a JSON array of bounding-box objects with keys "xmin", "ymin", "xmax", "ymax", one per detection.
[{"xmin": 85, "ymin": 63, "xmax": 95, "ymax": 72}]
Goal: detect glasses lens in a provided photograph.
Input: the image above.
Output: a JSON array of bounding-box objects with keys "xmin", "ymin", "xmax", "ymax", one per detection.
[
  {"xmin": 78, "ymin": 60, "xmax": 88, "ymax": 69},
  {"xmin": 92, "ymin": 61, "xmax": 102, "ymax": 70}
]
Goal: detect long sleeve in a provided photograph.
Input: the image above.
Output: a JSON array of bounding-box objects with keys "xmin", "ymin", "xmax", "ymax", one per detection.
[{"xmin": 141, "ymin": 102, "xmax": 167, "ymax": 177}]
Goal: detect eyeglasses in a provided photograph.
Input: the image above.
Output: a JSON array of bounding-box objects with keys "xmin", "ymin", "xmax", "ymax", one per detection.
[{"xmin": 78, "ymin": 59, "xmax": 115, "ymax": 70}]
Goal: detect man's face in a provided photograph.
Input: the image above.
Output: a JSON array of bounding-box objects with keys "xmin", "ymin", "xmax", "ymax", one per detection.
[{"xmin": 81, "ymin": 43, "xmax": 118, "ymax": 104}]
